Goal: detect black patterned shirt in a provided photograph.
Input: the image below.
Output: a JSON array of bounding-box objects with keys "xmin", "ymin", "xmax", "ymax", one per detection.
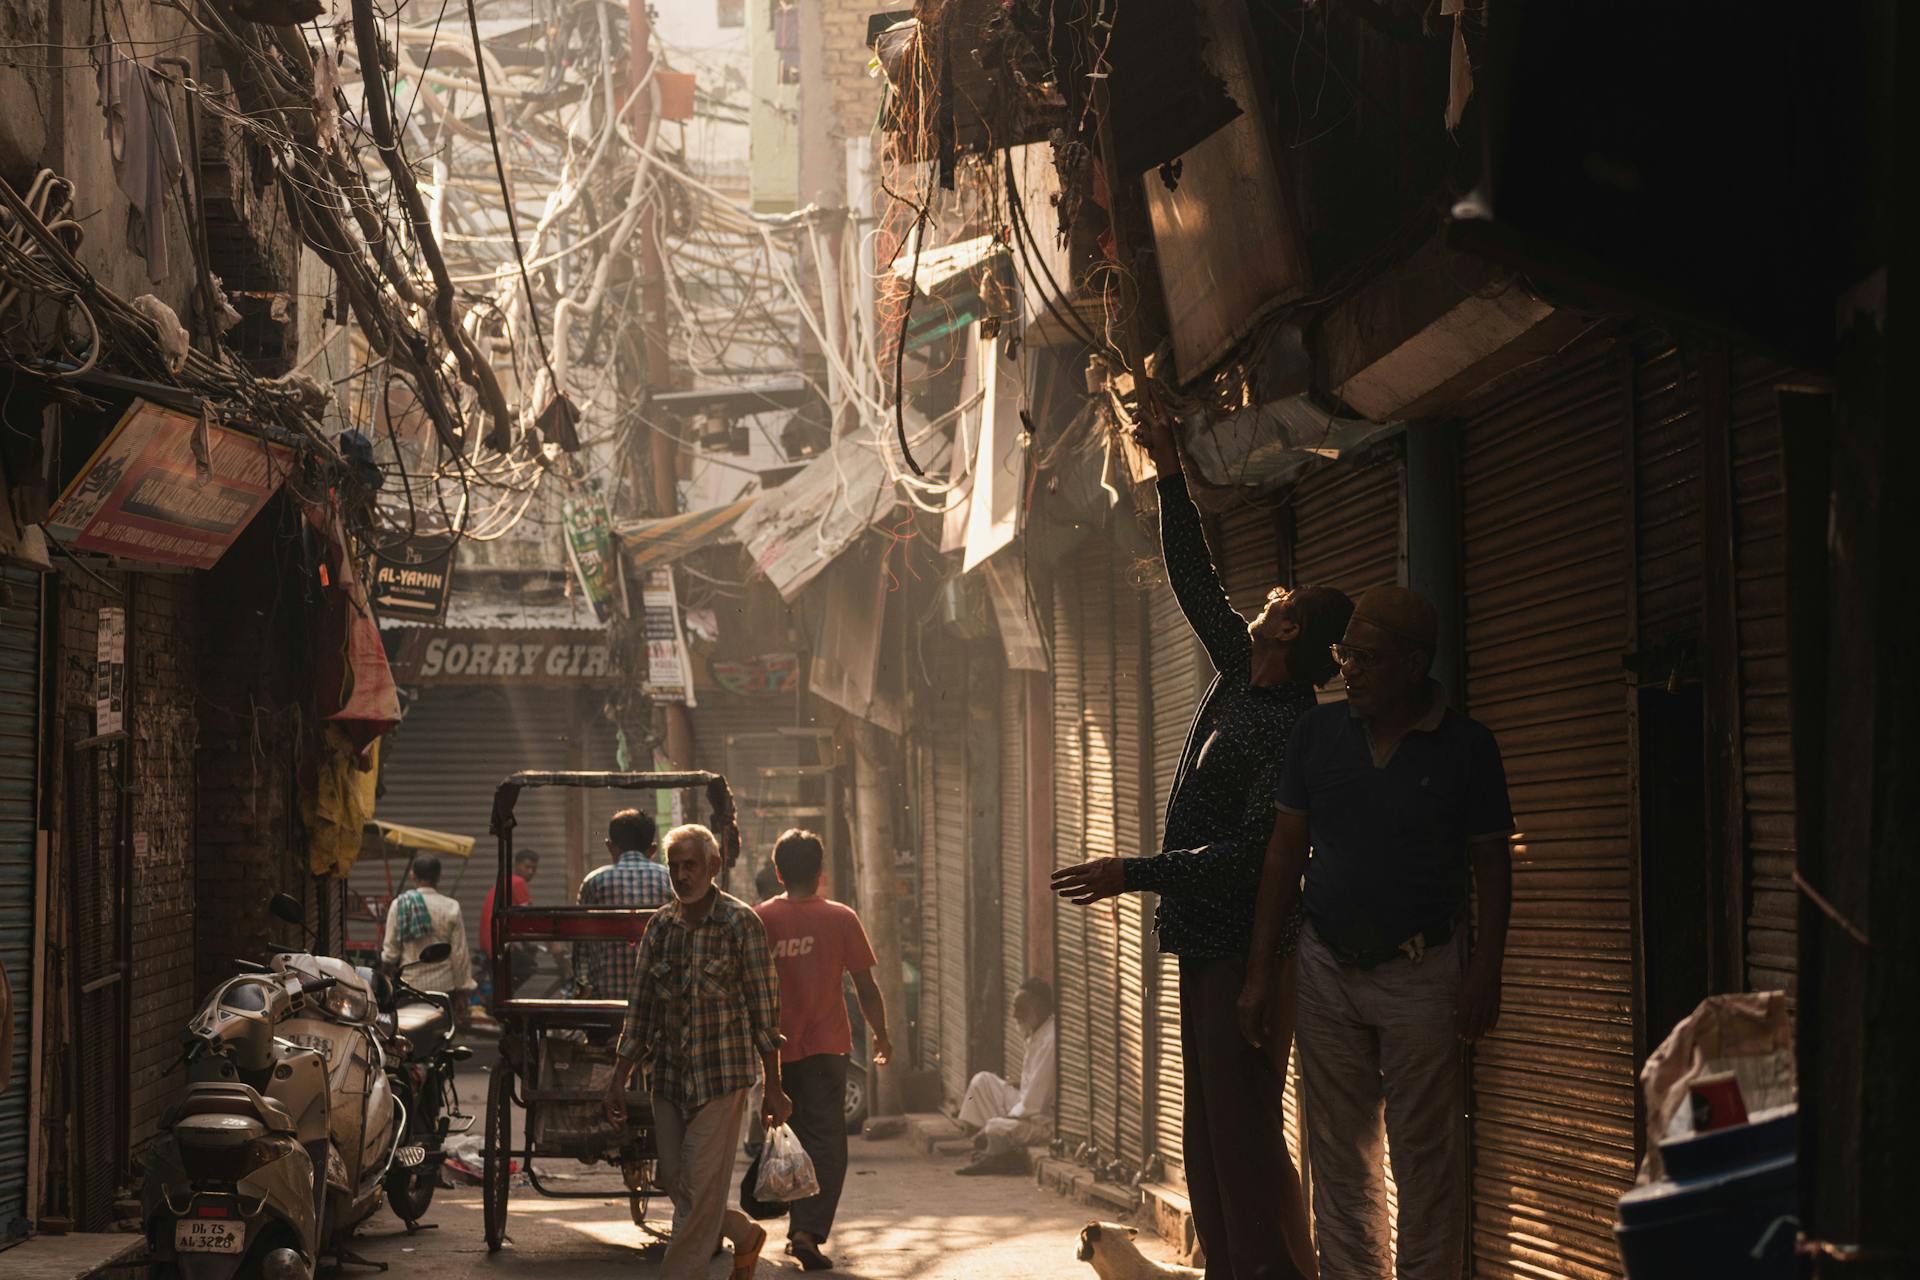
[{"xmin": 1122, "ymin": 474, "xmax": 1315, "ymax": 960}]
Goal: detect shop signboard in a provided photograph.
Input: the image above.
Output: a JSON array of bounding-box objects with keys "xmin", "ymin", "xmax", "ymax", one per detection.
[
  {"xmin": 386, "ymin": 627, "xmax": 614, "ymax": 686},
  {"xmin": 48, "ymin": 399, "xmax": 291, "ymax": 569},
  {"xmin": 368, "ymin": 534, "xmax": 458, "ymax": 623}
]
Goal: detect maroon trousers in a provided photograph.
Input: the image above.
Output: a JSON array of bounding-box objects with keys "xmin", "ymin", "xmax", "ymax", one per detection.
[{"xmin": 1179, "ymin": 954, "xmax": 1307, "ymax": 1280}]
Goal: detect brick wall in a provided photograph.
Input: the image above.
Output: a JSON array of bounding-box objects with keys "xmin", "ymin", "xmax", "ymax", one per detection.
[{"xmin": 821, "ymin": 0, "xmax": 882, "ymax": 145}]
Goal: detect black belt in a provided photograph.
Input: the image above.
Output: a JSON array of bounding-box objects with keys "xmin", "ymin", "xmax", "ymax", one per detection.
[{"xmin": 1324, "ymin": 917, "xmax": 1455, "ymax": 970}]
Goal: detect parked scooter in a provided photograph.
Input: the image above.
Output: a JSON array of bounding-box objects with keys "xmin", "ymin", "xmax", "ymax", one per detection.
[
  {"xmin": 141, "ymin": 895, "xmax": 413, "ymax": 1279},
  {"xmin": 376, "ymin": 951, "xmax": 474, "ymax": 1227}
]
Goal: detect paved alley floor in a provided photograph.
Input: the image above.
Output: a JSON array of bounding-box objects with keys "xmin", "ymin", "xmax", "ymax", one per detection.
[
  {"xmin": 345, "ymin": 1128, "xmax": 1182, "ymax": 1280},
  {"xmin": 332, "ymin": 1111, "xmax": 1184, "ymax": 1279}
]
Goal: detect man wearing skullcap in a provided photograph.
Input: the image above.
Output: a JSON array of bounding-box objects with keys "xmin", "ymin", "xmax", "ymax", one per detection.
[{"xmin": 1239, "ymin": 584, "xmax": 1514, "ymax": 1280}]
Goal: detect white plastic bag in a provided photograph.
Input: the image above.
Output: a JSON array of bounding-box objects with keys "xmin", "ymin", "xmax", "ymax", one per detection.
[{"xmin": 754, "ymin": 1124, "xmax": 820, "ymax": 1203}]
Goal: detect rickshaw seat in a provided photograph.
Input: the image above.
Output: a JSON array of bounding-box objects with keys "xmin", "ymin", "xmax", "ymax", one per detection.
[{"xmin": 494, "ymin": 998, "xmax": 631, "ymax": 1024}]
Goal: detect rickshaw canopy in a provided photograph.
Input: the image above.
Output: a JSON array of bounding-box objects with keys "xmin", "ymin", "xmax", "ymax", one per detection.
[{"xmin": 360, "ymin": 819, "xmax": 477, "ymax": 860}]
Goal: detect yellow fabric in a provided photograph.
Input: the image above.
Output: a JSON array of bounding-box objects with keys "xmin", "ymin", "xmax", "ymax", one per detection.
[{"xmin": 306, "ymin": 726, "xmax": 380, "ymax": 877}]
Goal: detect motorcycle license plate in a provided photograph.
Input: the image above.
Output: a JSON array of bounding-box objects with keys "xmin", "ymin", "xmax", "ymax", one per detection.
[{"xmin": 175, "ymin": 1218, "xmax": 247, "ymax": 1254}]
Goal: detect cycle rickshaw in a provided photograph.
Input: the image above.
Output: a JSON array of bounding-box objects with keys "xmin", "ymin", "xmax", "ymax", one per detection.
[{"xmin": 480, "ymin": 769, "xmax": 740, "ymax": 1252}]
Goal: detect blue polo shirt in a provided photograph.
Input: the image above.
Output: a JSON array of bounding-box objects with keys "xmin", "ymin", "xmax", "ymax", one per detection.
[{"xmin": 1275, "ymin": 689, "xmax": 1513, "ymax": 956}]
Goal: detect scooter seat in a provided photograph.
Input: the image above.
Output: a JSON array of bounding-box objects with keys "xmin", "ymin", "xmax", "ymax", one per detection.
[{"xmin": 395, "ymin": 1002, "xmax": 450, "ymax": 1043}]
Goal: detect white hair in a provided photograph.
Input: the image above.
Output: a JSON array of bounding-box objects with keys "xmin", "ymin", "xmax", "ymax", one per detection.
[{"xmin": 664, "ymin": 823, "xmax": 721, "ymax": 865}]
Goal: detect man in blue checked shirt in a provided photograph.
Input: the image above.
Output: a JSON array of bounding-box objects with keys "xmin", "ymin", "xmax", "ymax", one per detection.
[{"xmin": 576, "ymin": 808, "xmax": 673, "ymax": 999}]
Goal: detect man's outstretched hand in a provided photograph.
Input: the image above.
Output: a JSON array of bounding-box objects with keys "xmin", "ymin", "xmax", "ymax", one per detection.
[
  {"xmin": 1137, "ymin": 384, "xmax": 1181, "ymax": 477},
  {"xmin": 1051, "ymin": 858, "xmax": 1127, "ymax": 906}
]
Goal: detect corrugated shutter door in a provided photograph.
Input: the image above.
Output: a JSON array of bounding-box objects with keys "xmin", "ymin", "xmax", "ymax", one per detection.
[
  {"xmin": 1052, "ymin": 575, "xmax": 1091, "ymax": 1147},
  {"xmin": 933, "ymin": 712, "xmax": 970, "ymax": 1105},
  {"xmin": 0, "ymin": 568, "xmax": 40, "ymax": 1239},
  {"xmin": 1462, "ymin": 343, "xmax": 1636, "ymax": 1280},
  {"xmin": 1215, "ymin": 499, "xmax": 1282, "ymax": 616},
  {"xmin": 917, "ymin": 743, "xmax": 943, "ymax": 1082},
  {"xmin": 1146, "ymin": 581, "xmax": 1202, "ymax": 1174},
  {"xmin": 1729, "ymin": 356, "xmax": 1796, "ymax": 998},
  {"xmin": 1080, "ymin": 550, "xmax": 1121, "ymax": 1161},
  {"xmin": 359, "ymin": 686, "xmax": 614, "ymax": 965},
  {"xmin": 1632, "ymin": 341, "xmax": 1705, "ymax": 649},
  {"xmin": 999, "ymin": 674, "xmax": 1027, "ymax": 1074},
  {"xmin": 1111, "ymin": 563, "xmax": 1149, "ymax": 1170},
  {"xmin": 1291, "ymin": 455, "xmax": 1404, "ymax": 597},
  {"xmin": 1292, "ymin": 452, "xmax": 1404, "ymax": 709}
]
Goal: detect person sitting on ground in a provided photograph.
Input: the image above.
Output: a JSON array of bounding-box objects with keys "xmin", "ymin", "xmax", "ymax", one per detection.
[
  {"xmin": 954, "ymin": 978, "xmax": 1056, "ymax": 1175},
  {"xmin": 576, "ymin": 809, "xmax": 672, "ymax": 1000},
  {"xmin": 380, "ymin": 854, "xmax": 477, "ymax": 1023}
]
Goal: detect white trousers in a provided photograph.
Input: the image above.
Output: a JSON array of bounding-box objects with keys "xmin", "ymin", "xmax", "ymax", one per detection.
[{"xmin": 958, "ymin": 1071, "xmax": 1052, "ymax": 1154}]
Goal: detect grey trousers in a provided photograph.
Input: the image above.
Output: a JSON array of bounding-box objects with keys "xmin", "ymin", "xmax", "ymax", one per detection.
[
  {"xmin": 783, "ymin": 1054, "xmax": 850, "ymax": 1240},
  {"xmin": 654, "ymin": 1087, "xmax": 754, "ymax": 1279},
  {"xmin": 1295, "ymin": 924, "xmax": 1468, "ymax": 1280}
]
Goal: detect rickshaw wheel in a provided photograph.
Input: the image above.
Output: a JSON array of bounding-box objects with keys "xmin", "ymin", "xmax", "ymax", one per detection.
[
  {"xmin": 628, "ymin": 1190, "xmax": 650, "ymax": 1227},
  {"xmin": 483, "ymin": 1063, "xmax": 513, "ymax": 1251}
]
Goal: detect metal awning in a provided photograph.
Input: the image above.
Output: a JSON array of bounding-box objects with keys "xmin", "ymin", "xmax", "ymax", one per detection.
[{"xmin": 361, "ymin": 820, "xmax": 476, "ymax": 859}]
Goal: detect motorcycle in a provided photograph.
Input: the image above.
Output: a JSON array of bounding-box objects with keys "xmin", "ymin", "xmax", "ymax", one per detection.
[
  {"xmin": 141, "ymin": 894, "xmax": 415, "ymax": 1279},
  {"xmin": 376, "ymin": 952, "xmax": 473, "ymax": 1227}
]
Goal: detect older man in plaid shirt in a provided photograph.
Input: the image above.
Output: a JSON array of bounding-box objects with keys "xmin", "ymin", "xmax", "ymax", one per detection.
[{"xmin": 604, "ymin": 824, "xmax": 790, "ymax": 1280}]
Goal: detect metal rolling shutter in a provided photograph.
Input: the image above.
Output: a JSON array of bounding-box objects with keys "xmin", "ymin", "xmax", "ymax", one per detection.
[
  {"xmin": 359, "ymin": 686, "xmax": 612, "ymax": 963},
  {"xmin": 1215, "ymin": 498, "xmax": 1283, "ymax": 616},
  {"xmin": 932, "ymin": 698, "xmax": 970, "ymax": 1106},
  {"xmin": 1146, "ymin": 581, "xmax": 1203, "ymax": 1175},
  {"xmin": 1462, "ymin": 343, "xmax": 1636, "ymax": 1280},
  {"xmin": 0, "ymin": 569, "xmax": 40, "ymax": 1240},
  {"xmin": 1631, "ymin": 341, "xmax": 1705, "ymax": 650},
  {"xmin": 1292, "ymin": 451, "xmax": 1405, "ymax": 709},
  {"xmin": 1111, "ymin": 564, "xmax": 1150, "ymax": 1170},
  {"xmin": 1080, "ymin": 550, "xmax": 1121, "ymax": 1162},
  {"xmin": 1291, "ymin": 454, "xmax": 1405, "ymax": 598},
  {"xmin": 999, "ymin": 674, "xmax": 1028, "ymax": 1074},
  {"xmin": 916, "ymin": 743, "xmax": 943, "ymax": 1082},
  {"xmin": 1052, "ymin": 574, "xmax": 1091, "ymax": 1147},
  {"xmin": 1728, "ymin": 357, "xmax": 1797, "ymax": 998}
]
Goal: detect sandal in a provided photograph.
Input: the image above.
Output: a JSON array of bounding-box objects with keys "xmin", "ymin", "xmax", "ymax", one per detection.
[
  {"xmin": 789, "ymin": 1235, "xmax": 834, "ymax": 1271},
  {"xmin": 729, "ymin": 1223, "xmax": 768, "ymax": 1279}
]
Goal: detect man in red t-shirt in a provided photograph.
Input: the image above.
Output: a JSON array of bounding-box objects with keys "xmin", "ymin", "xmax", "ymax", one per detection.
[
  {"xmin": 753, "ymin": 830, "xmax": 893, "ymax": 1272},
  {"xmin": 480, "ymin": 849, "xmax": 538, "ymax": 1001}
]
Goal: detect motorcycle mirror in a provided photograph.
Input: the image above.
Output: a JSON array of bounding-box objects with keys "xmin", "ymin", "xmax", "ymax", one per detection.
[
  {"xmin": 268, "ymin": 893, "xmax": 307, "ymax": 926},
  {"xmin": 450, "ymin": 1045, "xmax": 473, "ymax": 1062},
  {"xmin": 418, "ymin": 942, "xmax": 453, "ymax": 963}
]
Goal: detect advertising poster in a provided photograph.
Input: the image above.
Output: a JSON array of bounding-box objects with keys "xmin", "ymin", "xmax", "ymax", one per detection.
[
  {"xmin": 561, "ymin": 496, "xmax": 629, "ymax": 625},
  {"xmin": 48, "ymin": 399, "xmax": 291, "ymax": 570},
  {"xmin": 640, "ymin": 567, "xmax": 696, "ymax": 706}
]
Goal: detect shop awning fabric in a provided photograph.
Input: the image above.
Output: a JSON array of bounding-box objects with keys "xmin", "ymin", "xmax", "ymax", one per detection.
[
  {"xmin": 361, "ymin": 819, "xmax": 476, "ymax": 859},
  {"xmin": 615, "ymin": 498, "xmax": 756, "ymax": 573}
]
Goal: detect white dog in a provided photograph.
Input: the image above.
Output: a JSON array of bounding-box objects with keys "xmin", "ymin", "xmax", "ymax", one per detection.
[{"xmin": 1075, "ymin": 1221, "xmax": 1205, "ymax": 1280}]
